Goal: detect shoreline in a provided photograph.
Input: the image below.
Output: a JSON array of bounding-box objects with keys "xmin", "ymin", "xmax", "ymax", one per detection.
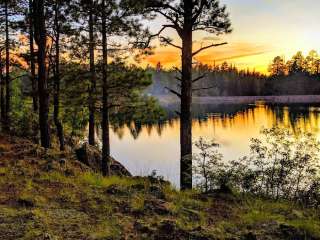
[{"xmin": 157, "ymin": 95, "xmax": 320, "ymax": 105}]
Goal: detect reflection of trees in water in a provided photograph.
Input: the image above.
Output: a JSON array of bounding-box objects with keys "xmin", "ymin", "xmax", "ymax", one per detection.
[
  {"xmin": 266, "ymin": 103, "xmax": 320, "ymax": 133},
  {"xmin": 110, "ymin": 103, "xmax": 320, "ymax": 139},
  {"xmin": 111, "ymin": 120, "xmax": 168, "ymax": 139}
]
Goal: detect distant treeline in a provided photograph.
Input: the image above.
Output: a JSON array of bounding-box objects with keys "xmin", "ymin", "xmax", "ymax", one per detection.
[{"xmin": 147, "ymin": 50, "xmax": 320, "ymax": 97}]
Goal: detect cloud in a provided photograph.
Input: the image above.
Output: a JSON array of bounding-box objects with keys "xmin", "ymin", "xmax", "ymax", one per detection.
[
  {"xmin": 144, "ymin": 49, "xmax": 180, "ymax": 67},
  {"xmin": 143, "ymin": 42, "xmax": 273, "ymax": 71},
  {"xmin": 196, "ymin": 42, "xmax": 271, "ymax": 63},
  {"xmin": 200, "ymin": 36, "xmax": 222, "ymax": 42}
]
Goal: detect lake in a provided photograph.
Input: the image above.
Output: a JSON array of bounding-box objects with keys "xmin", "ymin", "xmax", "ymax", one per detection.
[{"xmin": 108, "ymin": 101, "xmax": 320, "ymax": 187}]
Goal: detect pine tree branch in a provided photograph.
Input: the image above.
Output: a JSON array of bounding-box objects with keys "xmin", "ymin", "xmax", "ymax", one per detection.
[
  {"xmin": 192, "ymin": 86, "xmax": 216, "ymax": 91},
  {"xmin": 165, "ymin": 86, "xmax": 181, "ymax": 98},
  {"xmin": 192, "ymin": 42, "xmax": 227, "ymax": 56},
  {"xmin": 192, "ymin": 74, "xmax": 206, "ymax": 83},
  {"xmin": 160, "ymin": 37, "xmax": 182, "ymax": 49}
]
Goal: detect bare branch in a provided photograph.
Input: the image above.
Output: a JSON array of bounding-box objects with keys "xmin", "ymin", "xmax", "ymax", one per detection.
[
  {"xmin": 165, "ymin": 87, "xmax": 181, "ymax": 98},
  {"xmin": 160, "ymin": 37, "xmax": 182, "ymax": 49},
  {"xmin": 175, "ymin": 76, "xmax": 181, "ymax": 82},
  {"xmin": 173, "ymin": 67, "xmax": 182, "ymax": 74},
  {"xmin": 192, "ymin": 74, "xmax": 206, "ymax": 83},
  {"xmin": 192, "ymin": 86, "xmax": 216, "ymax": 91},
  {"xmin": 154, "ymin": 10, "xmax": 181, "ymax": 31},
  {"xmin": 192, "ymin": 42, "xmax": 227, "ymax": 56},
  {"xmin": 139, "ymin": 24, "xmax": 176, "ymax": 48}
]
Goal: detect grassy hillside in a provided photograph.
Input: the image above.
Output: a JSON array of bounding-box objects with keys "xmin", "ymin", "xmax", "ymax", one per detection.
[{"xmin": 0, "ymin": 135, "xmax": 319, "ymax": 240}]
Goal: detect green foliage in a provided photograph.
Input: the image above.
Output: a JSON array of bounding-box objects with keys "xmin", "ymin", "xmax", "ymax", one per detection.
[
  {"xmin": 9, "ymin": 71, "xmax": 38, "ymax": 138},
  {"xmin": 269, "ymin": 50, "xmax": 320, "ymax": 76},
  {"xmin": 193, "ymin": 137, "xmax": 223, "ymax": 192},
  {"xmin": 6, "ymin": 60, "xmax": 165, "ymax": 142},
  {"xmin": 194, "ymin": 127, "xmax": 320, "ymax": 207}
]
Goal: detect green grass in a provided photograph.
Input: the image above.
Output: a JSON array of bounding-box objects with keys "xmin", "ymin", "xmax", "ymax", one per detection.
[
  {"xmin": 0, "ymin": 144, "xmax": 318, "ymax": 240},
  {"xmin": 78, "ymin": 172, "xmax": 146, "ymax": 189}
]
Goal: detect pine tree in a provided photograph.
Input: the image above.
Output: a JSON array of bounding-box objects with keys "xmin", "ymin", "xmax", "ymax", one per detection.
[
  {"xmin": 33, "ymin": 0, "xmax": 50, "ymax": 148},
  {"xmin": 122, "ymin": 0, "xmax": 231, "ymax": 189}
]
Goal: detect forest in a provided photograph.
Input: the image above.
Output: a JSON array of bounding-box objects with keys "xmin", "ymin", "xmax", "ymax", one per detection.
[
  {"xmin": 147, "ymin": 50, "xmax": 320, "ymax": 97},
  {"xmin": 0, "ymin": 0, "xmax": 319, "ymax": 239}
]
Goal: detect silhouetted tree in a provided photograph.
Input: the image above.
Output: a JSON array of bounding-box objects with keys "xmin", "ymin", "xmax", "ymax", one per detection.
[
  {"xmin": 33, "ymin": 0, "xmax": 50, "ymax": 148},
  {"xmin": 269, "ymin": 56, "xmax": 286, "ymax": 76},
  {"xmin": 29, "ymin": 0, "xmax": 38, "ymax": 112},
  {"xmin": 0, "ymin": 0, "xmax": 20, "ymax": 130},
  {"xmin": 124, "ymin": 0, "xmax": 231, "ymax": 189},
  {"xmin": 101, "ymin": 0, "xmax": 111, "ymax": 176},
  {"xmin": 287, "ymin": 51, "xmax": 305, "ymax": 74}
]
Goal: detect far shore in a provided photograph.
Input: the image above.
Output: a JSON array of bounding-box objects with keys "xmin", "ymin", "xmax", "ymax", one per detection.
[{"xmin": 156, "ymin": 95, "xmax": 320, "ymax": 105}]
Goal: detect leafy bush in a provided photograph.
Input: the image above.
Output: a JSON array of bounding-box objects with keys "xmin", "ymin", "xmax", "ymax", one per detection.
[
  {"xmin": 193, "ymin": 127, "xmax": 320, "ymax": 207},
  {"xmin": 193, "ymin": 137, "xmax": 223, "ymax": 192}
]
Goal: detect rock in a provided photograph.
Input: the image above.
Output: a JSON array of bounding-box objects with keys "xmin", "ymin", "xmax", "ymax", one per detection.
[
  {"xmin": 75, "ymin": 143, "xmax": 131, "ymax": 176},
  {"xmin": 111, "ymin": 159, "xmax": 132, "ymax": 177},
  {"xmin": 75, "ymin": 143, "xmax": 100, "ymax": 171}
]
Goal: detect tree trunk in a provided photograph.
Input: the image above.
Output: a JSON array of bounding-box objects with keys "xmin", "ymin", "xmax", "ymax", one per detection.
[
  {"xmin": 0, "ymin": 51, "xmax": 5, "ymax": 125},
  {"xmin": 29, "ymin": 0, "xmax": 38, "ymax": 112},
  {"xmin": 35, "ymin": 0, "xmax": 50, "ymax": 148},
  {"xmin": 180, "ymin": 0, "xmax": 193, "ymax": 190},
  {"xmin": 53, "ymin": 1, "xmax": 65, "ymax": 151},
  {"xmin": 88, "ymin": 2, "xmax": 96, "ymax": 146},
  {"xmin": 4, "ymin": 0, "xmax": 10, "ymax": 131},
  {"xmin": 101, "ymin": 0, "xmax": 111, "ymax": 176}
]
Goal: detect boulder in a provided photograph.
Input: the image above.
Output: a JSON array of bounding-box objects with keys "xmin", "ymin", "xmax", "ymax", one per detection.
[{"xmin": 75, "ymin": 143, "xmax": 131, "ymax": 177}]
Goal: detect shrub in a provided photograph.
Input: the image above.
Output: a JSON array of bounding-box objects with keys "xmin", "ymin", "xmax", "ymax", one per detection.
[{"xmin": 193, "ymin": 127, "xmax": 320, "ymax": 207}]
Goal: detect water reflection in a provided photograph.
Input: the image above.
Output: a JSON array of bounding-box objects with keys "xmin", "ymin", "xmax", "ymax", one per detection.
[{"xmin": 109, "ymin": 102, "xmax": 320, "ymax": 187}]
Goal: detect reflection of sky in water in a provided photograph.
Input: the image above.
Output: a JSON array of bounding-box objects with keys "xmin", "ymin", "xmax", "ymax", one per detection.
[{"xmin": 109, "ymin": 103, "xmax": 320, "ymax": 187}]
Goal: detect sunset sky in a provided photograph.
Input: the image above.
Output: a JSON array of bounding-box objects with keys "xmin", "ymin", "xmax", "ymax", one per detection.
[{"xmin": 143, "ymin": 0, "xmax": 320, "ymax": 73}]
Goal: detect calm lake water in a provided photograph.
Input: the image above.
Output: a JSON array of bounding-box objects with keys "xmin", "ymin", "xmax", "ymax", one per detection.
[{"xmin": 108, "ymin": 102, "xmax": 320, "ymax": 187}]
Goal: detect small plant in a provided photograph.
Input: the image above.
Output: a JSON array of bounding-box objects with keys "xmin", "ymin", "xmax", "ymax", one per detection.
[
  {"xmin": 193, "ymin": 137, "xmax": 224, "ymax": 192},
  {"xmin": 194, "ymin": 127, "xmax": 320, "ymax": 207},
  {"xmin": 241, "ymin": 127, "xmax": 320, "ymax": 204}
]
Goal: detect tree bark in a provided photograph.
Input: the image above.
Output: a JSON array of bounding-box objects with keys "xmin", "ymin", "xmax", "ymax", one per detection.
[
  {"xmin": 180, "ymin": 0, "xmax": 193, "ymax": 190},
  {"xmin": 88, "ymin": 1, "xmax": 96, "ymax": 146},
  {"xmin": 53, "ymin": 0, "xmax": 65, "ymax": 151},
  {"xmin": 29, "ymin": 0, "xmax": 38, "ymax": 112},
  {"xmin": 0, "ymin": 51, "xmax": 5, "ymax": 125},
  {"xmin": 101, "ymin": 0, "xmax": 111, "ymax": 176},
  {"xmin": 34, "ymin": 0, "xmax": 50, "ymax": 148},
  {"xmin": 4, "ymin": 0, "xmax": 10, "ymax": 131}
]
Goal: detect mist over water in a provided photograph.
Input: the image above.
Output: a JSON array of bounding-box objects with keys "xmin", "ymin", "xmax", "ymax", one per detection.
[{"xmin": 109, "ymin": 102, "xmax": 320, "ymax": 187}]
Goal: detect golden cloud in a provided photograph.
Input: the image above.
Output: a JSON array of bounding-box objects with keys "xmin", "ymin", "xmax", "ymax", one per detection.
[{"xmin": 143, "ymin": 42, "xmax": 272, "ymax": 72}]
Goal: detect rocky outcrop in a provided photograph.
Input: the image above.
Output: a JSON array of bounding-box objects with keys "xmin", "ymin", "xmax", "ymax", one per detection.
[{"xmin": 75, "ymin": 143, "xmax": 131, "ymax": 177}]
